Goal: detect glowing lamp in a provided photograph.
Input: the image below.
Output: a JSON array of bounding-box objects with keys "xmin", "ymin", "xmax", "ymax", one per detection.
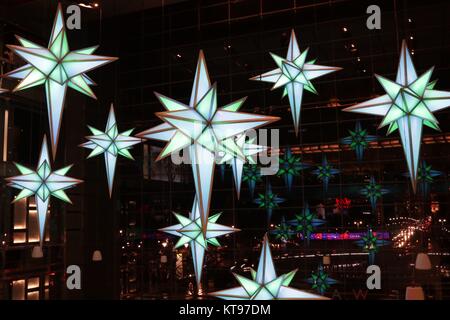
[
  {"xmin": 405, "ymin": 286, "xmax": 425, "ymax": 300},
  {"xmin": 92, "ymin": 250, "xmax": 103, "ymax": 262},
  {"xmin": 415, "ymin": 252, "xmax": 432, "ymax": 270}
]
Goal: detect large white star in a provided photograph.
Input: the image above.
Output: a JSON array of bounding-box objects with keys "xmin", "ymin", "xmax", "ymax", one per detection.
[
  {"xmin": 137, "ymin": 50, "xmax": 279, "ymax": 230},
  {"xmin": 251, "ymin": 29, "xmax": 341, "ymax": 136},
  {"xmin": 6, "ymin": 136, "xmax": 82, "ymax": 246},
  {"xmin": 160, "ymin": 197, "xmax": 238, "ymax": 286},
  {"xmin": 5, "ymin": 3, "xmax": 118, "ymax": 159},
  {"xmin": 210, "ymin": 234, "xmax": 327, "ymax": 300},
  {"xmin": 344, "ymin": 40, "xmax": 450, "ymax": 192},
  {"xmin": 80, "ymin": 104, "xmax": 141, "ymax": 197}
]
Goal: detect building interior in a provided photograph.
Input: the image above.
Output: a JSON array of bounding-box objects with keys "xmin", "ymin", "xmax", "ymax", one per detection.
[{"xmin": 0, "ymin": 0, "xmax": 449, "ymax": 300}]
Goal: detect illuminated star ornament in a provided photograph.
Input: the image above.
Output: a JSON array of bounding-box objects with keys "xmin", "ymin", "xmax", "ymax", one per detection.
[
  {"xmin": 210, "ymin": 234, "xmax": 327, "ymax": 300},
  {"xmin": 404, "ymin": 160, "xmax": 442, "ymax": 198},
  {"xmin": 220, "ymin": 134, "xmax": 266, "ymax": 199},
  {"xmin": 0, "ymin": 87, "xmax": 8, "ymax": 94},
  {"xmin": 137, "ymin": 50, "xmax": 279, "ymax": 230},
  {"xmin": 210, "ymin": 234, "xmax": 328, "ymax": 300},
  {"xmin": 287, "ymin": 203, "xmax": 324, "ymax": 246},
  {"xmin": 243, "ymin": 165, "xmax": 262, "ymax": 198},
  {"xmin": 6, "ymin": 136, "xmax": 82, "ymax": 245},
  {"xmin": 360, "ymin": 176, "xmax": 389, "ymax": 212},
  {"xmin": 344, "ymin": 40, "xmax": 450, "ymax": 193},
  {"xmin": 5, "ymin": 3, "xmax": 118, "ymax": 158},
  {"xmin": 254, "ymin": 183, "xmax": 285, "ymax": 224},
  {"xmin": 355, "ymin": 227, "xmax": 389, "ymax": 264},
  {"xmin": 270, "ymin": 216, "xmax": 296, "ymax": 242},
  {"xmin": 251, "ymin": 29, "xmax": 341, "ymax": 135},
  {"xmin": 160, "ymin": 197, "xmax": 239, "ymax": 286},
  {"xmin": 307, "ymin": 264, "xmax": 337, "ymax": 295},
  {"xmin": 277, "ymin": 147, "xmax": 309, "ymax": 192},
  {"xmin": 341, "ymin": 121, "xmax": 377, "ymax": 161},
  {"xmin": 312, "ymin": 154, "xmax": 339, "ymax": 193},
  {"xmin": 81, "ymin": 104, "xmax": 141, "ymax": 197}
]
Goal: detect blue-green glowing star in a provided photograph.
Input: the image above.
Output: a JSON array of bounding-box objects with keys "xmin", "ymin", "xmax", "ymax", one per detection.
[
  {"xmin": 287, "ymin": 203, "xmax": 324, "ymax": 246},
  {"xmin": 160, "ymin": 196, "xmax": 238, "ymax": 286},
  {"xmin": 277, "ymin": 147, "xmax": 309, "ymax": 192},
  {"xmin": 5, "ymin": 3, "xmax": 117, "ymax": 159},
  {"xmin": 81, "ymin": 104, "xmax": 141, "ymax": 197},
  {"xmin": 251, "ymin": 29, "xmax": 341, "ymax": 136},
  {"xmin": 344, "ymin": 41, "xmax": 450, "ymax": 193},
  {"xmin": 243, "ymin": 165, "xmax": 262, "ymax": 198},
  {"xmin": 270, "ymin": 216, "xmax": 296, "ymax": 242},
  {"xmin": 254, "ymin": 183, "xmax": 285, "ymax": 223},
  {"xmin": 312, "ymin": 155, "xmax": 339, "ymax": 193},
  {"xmin": 137, "ymin": 50, "xmax": 279, "ymax": 231},
  {"xmin": 404, "ymin": 160, "xmax": 442, "ymax": 198},
  {"xmin": 210, "ymin": 234, "xmax": 327, "ymax": 300},
  {"xmin": 341, "ymin": 121, "xmax": 377, "ymax": 161},
  {"xmin": 360, "ymin": 176, "xmax": 389, "ymax": 212},
  {"xmin": 307, "ymin": 265, "xmax": 337, "ymax": 295},
  {"xmin": 355, "ymin": 227, "xmax": 389, "ymax": 265},
  {"xmin": 6, "ymin": 136, "xmax": 82, "ymax": 246}
]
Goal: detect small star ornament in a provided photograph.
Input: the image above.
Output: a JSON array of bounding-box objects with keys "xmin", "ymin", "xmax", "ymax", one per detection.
[
  {"xmin": 81, "ymin": 104, "xmax": 141, "ymax": 197},
  {"xmin": 341, "ymin": 121, "xmax": 377, "ymax": 161},
  {"xmin": 251, "ymin": 29, "xmax": 341, "ymax": 135},
  {"xmin": 6, "ymin": 136, "xmax": 82, "ymax": 245},
  {"xmin": 160, "ymin": 196, "xmax": 239, "ymax": 286}
]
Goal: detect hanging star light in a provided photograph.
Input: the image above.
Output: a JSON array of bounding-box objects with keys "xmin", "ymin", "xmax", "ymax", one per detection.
[
  {"xmin": 4, "ymin": 3, "xmax": 118, "ymax": 158},
  {"xmin": 160, "ymin": 196, "xmax": 239, "ymax": 286},
  {"xmin": 137, "ymin": 50, "xmax": 279, "ymax": 230},
  {"xmin": 250, "ymin": 29, "xmax": 341, "ymax": 135},
  {"xmin": 80, "ymin": 104, "xmax": 141, "ymax": 197},
  {"xmin": 276, "ymin": 147, "xmax": 309, "ymax": 192},
  {"xmin": 287, "ymin": 203, "xmax": 324, "ymax": 246},
  {"xmin": 355, "ymin": 227, "xmax": 389, "ymax": 264},
  {"xmin": 254, "ymin": 183, "xmax": 285, "ymax": 223},
  {"xmin": 404, "ymin": 160, "xmax": 442, "ymax": 198},
  {"xmin": 341, "ymin": 121, "xmax": 377, "ymax": 161},
  {"xmin": 243, "ymin": 164, "xmax": 262, "ymax": 198},
  {"xmin": 220, "ymin": 134, "xmax": 266, "ymax": 199},
  {"xmin": 270, "ymin": 216, "xmax": 295, "ymax": 242},
  {"xmin": 307, "ymin": 264, "xmax": 337, "ymax": 295},
  {"xmin": 0, "ymin": 88, "xmax": 8, "ymax": 94},
  {"xmin": 312, "ymin": 154, "xmax": 339, "ymax": 193},
  {"xmin": 5, "ymin": 136, "xmax": 82, "ymax": 245},
  {"xmin": 210, "ymin": 234, "xmax": 327, "ymax": 300},
  {"xmin": 343, "ymin": 40, "xmax": 450, "ymax": 193},
  {"xmin": 360, "ymin": 176, "xmax": 389, "ymax": 212}
]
